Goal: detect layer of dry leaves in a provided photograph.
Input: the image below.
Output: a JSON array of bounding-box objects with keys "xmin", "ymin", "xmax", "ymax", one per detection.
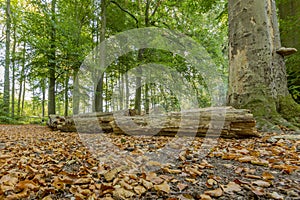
[{"xmin": 0, "ymin": 125, "xmax": 299, "ymax": 200}]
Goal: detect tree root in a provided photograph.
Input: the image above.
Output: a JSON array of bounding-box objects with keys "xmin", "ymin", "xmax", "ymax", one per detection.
[{"xmin": 242, "ymin": 96, "xmax": 300, "ymax": 133}]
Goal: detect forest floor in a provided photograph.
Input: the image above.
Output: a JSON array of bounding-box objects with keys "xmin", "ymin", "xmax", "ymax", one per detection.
[{"xmin": 0, "ymin": 125, "xmax": 299, "ymax": 200}]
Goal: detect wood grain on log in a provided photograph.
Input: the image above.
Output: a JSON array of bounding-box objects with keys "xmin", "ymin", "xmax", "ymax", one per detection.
[{"xmin": 48, "ymin": 107, "xmax": 259, "ymax": 138}]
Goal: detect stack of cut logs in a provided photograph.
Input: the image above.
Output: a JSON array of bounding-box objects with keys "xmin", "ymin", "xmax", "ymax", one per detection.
[{"xmin": 48, "ymin": 107, "xmax": 259, "ymax": 138}]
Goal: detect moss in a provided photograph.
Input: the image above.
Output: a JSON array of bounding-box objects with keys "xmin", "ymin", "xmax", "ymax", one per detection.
[
  {"xmin": 241, "ymin": 96, "xmax": 299, "ymax": 132},
  {"xmin": 278, "ymin": 95, "xmax": 300, "ymax": 127}
]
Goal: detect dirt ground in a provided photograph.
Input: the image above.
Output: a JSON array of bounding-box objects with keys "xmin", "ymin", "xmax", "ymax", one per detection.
[{"xmin": 0, "ymin": 125, "xmax": 299, "ymax": 199}]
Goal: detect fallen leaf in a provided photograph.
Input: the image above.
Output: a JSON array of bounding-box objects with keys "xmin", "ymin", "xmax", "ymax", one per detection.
[
  {"xmin": 185, "ymin": 178, "xmax": 198, "ymax": 184},
  {"xmin": 104, "ymin": 169, "xmax": 119, "ymax": 182},
  {"xmin": 42, "ymin": 195, "xmax": 53, "ymax": 200},
  {"xmin": 0, "ymin": 174, "xmax": 18, "ymax": 186},
  {"xmin": 134, "ymin": 185, "xmax": 146, "ymax": 195},
  {"xmin": 204, "ymin": 187, "xmax": 223, "ymax": 197},
  {"xmin": 251, "ymin": 159, "xmax": 269, "ymax": 166},
  {"xmin": 177, "ymin": 183, "xmax": 188, "ymax": 191},
  {"xmin": 244, "ymin": 174, "xmax": 261, "ymax": 179},
  {"xmin": 268, "ymin": 192, "xmax": 284, "ymax": 200},
  {"xmin": 222, "ymin": 182, "xmax": 241, "ymax": 194},
  {"xmin": 119, "ymin": 180, "xmax": 133, "ymax": 190},
  {"xmin": 238, "ymin": 156, "xmax": 254, "ymax": 163},
  {"xmin": 6, "ymin": 189, "xmax": 29, "ymax": 200},
  {"xmin": 206, "ymin": 179, "xmax": 217, "ymax": 188},
  {"xmin": 262, "ymin": 171, "xmax": 274, "ymax": 180},
  {"xmin": 154, "ymin": 181, "xmax": 170, "ymax": 194},
  {"xmin": 252, "ymin": 180, "xmax": 271, "ymax": 187},
  {"xmin": 74, "ymin": 178, "xmax": 91, "ymax": 185},
  {"xmin": 146, "ymin": 160, "xmax": 162, "ymax": 167},
  {"xmin": 15, "ymin": 180, "xmax": 39, "ymax": 192},
  {"xmin": 199, "ymin": 194, "xmax": 212, "ymax": 200},
  {"xmin": 250, "ymin": 186, "xmax": 265, "ymax": 196},
  {"xmin": 162, "ymin": 167, "xmax": 182, "ymax": 174},
  {"xmin": 113, "ymin": 188, "xmax": 135, "ymax": 199},
  {"xmin": 141, "ymin": 179, "xmax": 153, "ymax": 190}
]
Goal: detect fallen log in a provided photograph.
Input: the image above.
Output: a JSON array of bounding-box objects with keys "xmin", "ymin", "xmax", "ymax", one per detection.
[{"xmin": 48, "ymin": 107, "xmax": 259, "ymax": 138}]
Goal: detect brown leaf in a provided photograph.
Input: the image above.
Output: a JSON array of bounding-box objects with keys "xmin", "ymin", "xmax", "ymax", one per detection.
[
  {"xmin": 134, "ymin": 185, "xmax": 146, "ymax": 195},
  {"xmin": 162, "ymin": 167, "xmax": 181, "ymax": 174},
  {"xmin": 252, "ymin": 180, "xmax": 271, "ymax": 187},
  {"xmin": 244, "ymin": 174, "xmax": 261, "ymax": 179},
  {"xmin": 142, "ymin": 179, "xmax": 153, "ymax": 190},
  {"xmin": 15, "ymin": 180, "xmax": 39, "ymax": 192},
  {"xmin": 53, "ymin": 177, "xmax": 65, "ymax": 190},
  {"xmin": 204, "ymin": 187, "xmax": 223, "ymax": 197},
  {"xmin": 185, "ymin": 178, "xmax": 198, "ymax": 184},
  {"xmin": 104, "ymin": 168, "xmax": 119, "ymax": 182},
  {"xmin": 0, "ymin": 174, "xmax": 18, "ymax": 186},
  {"xmin": 74, "ymin": 178, "xmax": 91, "ymax": 185},
  {"xmin": 6, "ymin": 189, "xmax": 29, "ymax": 200},
  {"xmin": 250, "ymin": 186, "xmax": 265, "ymax": 196},
  {"xmin": 238, "ymin": 156, "xmax": 254, "ymax": 163},
  {"xmin": 222, "ymin": 182, "xmax": 241, "ymax": 194},
  {"xmin": 251, "ymin": 159, "xmax": 269, "ymax": 166},
  {"xmin": 199, "ymin": 194, "xmax": 212, "ymax": 200},
  {"xmin": 113, "ymin": 188, "xmax": 135, "ymax": 199},
  {"xmin": 268, "ymin": 191, "xmax": 284, "ymax": 200},
  {"xmin": 262, "ymin": 171, "xmax": 275, "ymax": 180},
  {"xmin": 154, "ymin": 181, "xmax": 170, "ymax": 194},
  {"xmin": 119, "ymin": 180, "xmax": 133, "ymax": 190},
  {"xmin": 42, "ymin": 195, "xmax": 53, "ymax": 200},
  {"xmin": 177, "ymin": 183, "xmax": 188, "ymax": 191}
]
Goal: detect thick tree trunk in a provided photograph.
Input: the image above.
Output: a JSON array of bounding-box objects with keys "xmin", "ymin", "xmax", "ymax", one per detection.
[
  {"xmin": 227, "ymin": 0, "xmax": 300, "ymax": 131},
  {"xmin": 3, "ymin": 0, "xmax": 11, "ymax": 114}
]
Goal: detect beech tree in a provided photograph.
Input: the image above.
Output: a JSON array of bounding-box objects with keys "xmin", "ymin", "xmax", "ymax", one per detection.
[
  {"xmin": 227, "ymin": 0, "xmax": 300, "ymax": 131},
  {"xmin": 3, "ymin": 0, "xmax": 11, "ymax": 113}
]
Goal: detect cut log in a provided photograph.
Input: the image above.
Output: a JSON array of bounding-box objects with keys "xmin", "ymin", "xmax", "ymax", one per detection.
[{"xmin": 48, "ymin": 107, "xmax": 259, "ymax": 138}]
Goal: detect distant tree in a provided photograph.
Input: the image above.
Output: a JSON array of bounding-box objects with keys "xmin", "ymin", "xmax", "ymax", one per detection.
[
  {"xmin": 3, "ymin": 0, "xmax": 11, "ymax": 113},
  {"xmin": 278, "ymin": 0, "xmax": 300, "ymax": 103}
]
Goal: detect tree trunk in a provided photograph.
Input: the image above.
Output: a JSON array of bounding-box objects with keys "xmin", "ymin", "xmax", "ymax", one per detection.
[
  {"xmin": 3, "ymin": 0, "xmax": 11, "ymax": 114},
  {"xmin": 227, "ymin": 0, "xmax": 300, "ymax": 131},
  {"xmin": 94, "ymin": 0, "xmax": 106, "ymax": 112},
  {"xmin": 278, "ymin": 0, "xmax": 300, "ymax": 102},
  {"xmin": 18, "ymin": 42, "xmax": 25, "ymax": 116},
  {"xmin": 64, "ymin": 74, "xmax": 69, "ymax": 117},
  {"xmin": 11, "ymin": 24, "xmax": 16, "ymax": 118},
  {"xmin": 48, "ymin": 0, "xmax": 56, "ymax": 115},
  {"xmin": 21, "ymin": 76, "xmax": 26, "ymax": 114},
  {"xmin": 42, "ymin": 80, "xmax": 46, "ymax": 120}
]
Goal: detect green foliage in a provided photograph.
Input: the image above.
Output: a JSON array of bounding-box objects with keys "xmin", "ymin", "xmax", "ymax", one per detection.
[{"xmin": 1, "ymin": 0, "xmax": 229, "ymax": 118}]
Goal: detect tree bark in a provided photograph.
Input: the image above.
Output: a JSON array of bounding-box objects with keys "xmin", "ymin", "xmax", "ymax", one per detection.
[
  {"xmin": 11, "ymin": 24, "xmax": 16, "ymax": 118},
  {"xmin": 18, "ymin": 42, "xmax": 25, "ymax": 116},
  {"xmin": 3, "ymin": 0, "xmax": 11, "ymax": 114},
  {"xmin": 48, "ymin": 0, "xmax": 57, "ymax": 115},
  {"xmin": 227, "ymin": 0, "xmax": 300, "ymax": 131},
  {"xmin": 64, "ymin": 74, "xmax": 69, "ymax": 117},
  {"xmin": 94, "ymin": 0, "xmax": 106, "ymax": 112},
  {"xmin": 278, "ymin": 0, "xmax": 300, "ymax": 102}
]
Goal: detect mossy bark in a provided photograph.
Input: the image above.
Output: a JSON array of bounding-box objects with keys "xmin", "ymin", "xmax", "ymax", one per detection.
[{"xmin": 227, "ymin": 0, "xmax": 300, "ymax": 132}]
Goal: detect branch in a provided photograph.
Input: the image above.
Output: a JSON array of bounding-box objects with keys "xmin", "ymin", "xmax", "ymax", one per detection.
[
  {"xmin": 110, "ymin": 1, "xmax": 139, "ymax": 28},
  {"xmin": 151, "ymin": 0, "xmax": 162, "ymax": 18}
]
